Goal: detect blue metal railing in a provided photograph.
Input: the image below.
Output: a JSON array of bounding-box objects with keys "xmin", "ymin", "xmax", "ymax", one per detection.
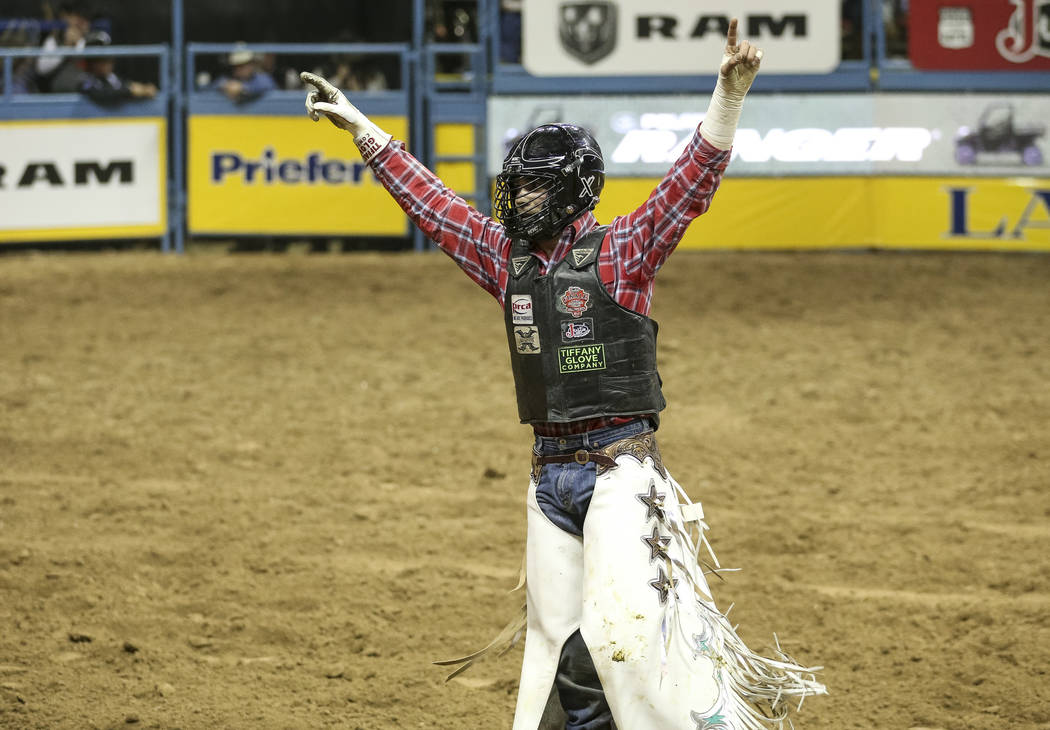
[
  {"xmin": 870, "ymin": 3, "xmax": 1050, "ymax": 91},
  {"xmin": 480, "ymin": 0, "xmax": 1049, "ymax": 94},
  {"xmin": 0, "ymin": 43, "xmax": 169, "ymax": 106},
  {"xmin": 420, "ymin": 41, "xmax": 489, "ymax": 225},
  {"xmin": 185, "ymin": 42, "xmax": 412, "ymax": 114},
  {"xmin": 482, "ymin": 0, "xmax": 875, "ymax": 94},
  {"xmin": 182, "ymin": 41, "xmax": 417, "ymax": 252},
  {"xmin": 2, "ymin": 0, "xmax": 1048, "ymax": 253}
]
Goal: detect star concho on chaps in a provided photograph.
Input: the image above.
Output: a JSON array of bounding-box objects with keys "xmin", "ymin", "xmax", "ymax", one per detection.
[
  {"xmin": 575, "ymin": 438, "xmax": 825, "ymax": 728},
  {"xmin": 441, "ymin": 431, "xmax": 826, "ymax": 729}
]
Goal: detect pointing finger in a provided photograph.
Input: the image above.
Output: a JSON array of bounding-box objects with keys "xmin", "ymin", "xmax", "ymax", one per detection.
[
  {"xmin": 726, "ymin": 17, "xmax": 738, "ymax": 51},
  {"xmin": 300, "ymin": 71, "xmax": 339, "ymax": 102}
]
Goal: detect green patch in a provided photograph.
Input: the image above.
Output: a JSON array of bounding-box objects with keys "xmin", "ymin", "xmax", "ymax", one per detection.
[{"xmin": 558, "ymin": 343, "xmax": 606, "ymax": 373}]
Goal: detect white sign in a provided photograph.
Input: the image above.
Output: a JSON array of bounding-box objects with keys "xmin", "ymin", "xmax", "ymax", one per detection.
[
  {"xmin": 488, "ymin": 93, "xmax": 1050, "ymax": 177},
  {"xmin": 522, "ymin": 0, "xmax": 841, "ymax": 76},
  {"xmin": 611, "ymin": 125, "xmax": 936, "ymax": 165},
  {"xmin": 0, "ymin": 119, "xmax": 165, "ymax": 235}
]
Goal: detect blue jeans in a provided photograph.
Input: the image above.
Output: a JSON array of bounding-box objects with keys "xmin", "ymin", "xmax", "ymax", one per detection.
[
  {"xmin": 533, "ymin": 417, "xmax": 655, "ymax": 537},
  {"xmin": 532, "ymin": 417, "xmax": 653, "ymax": 730}
]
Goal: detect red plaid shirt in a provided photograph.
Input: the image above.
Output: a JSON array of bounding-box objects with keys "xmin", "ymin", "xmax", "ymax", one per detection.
[{"xmin": 369, "ymin": 125, "xmax": 730, "ymax": 435}]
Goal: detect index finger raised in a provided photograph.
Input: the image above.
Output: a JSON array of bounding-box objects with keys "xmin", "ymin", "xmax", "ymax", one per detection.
[
  {"xmin": 299, "ymin": 71, "xmax": 338, "ymax": 101},
  {"xmin": 726, "ymin": 17, "xmax": 738, "ymax": 49}
]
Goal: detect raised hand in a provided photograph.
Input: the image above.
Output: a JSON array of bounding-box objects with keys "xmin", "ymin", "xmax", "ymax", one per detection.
[
  {"xmin": 301, "ymin": 71, "xmax": 365, "ymax": 132},
  {"xmin": 699, "ymin": 17, "xmax": 763, "ymax": 150},
  {"xmin": 719, "ymin": 18, "xmax": 763, "ymax": 99},
  {"xmin": 300, "ymin": 71, "xmax": 392, "ymax": 162}
]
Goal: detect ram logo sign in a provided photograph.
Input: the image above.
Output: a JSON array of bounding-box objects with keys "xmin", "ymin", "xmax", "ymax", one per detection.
[
  {"xmin": 635, "ymin": 14, "xmax": 807, "ymax": 40},
  {"xmin": 525, "ymin": 0, "xmax": 840, "ymax": 75},
  {"xmin": 1, "ymin": 160, "xmax": 134, "ymax": 188},
  {"xmin": 559, "ymin": 2, "xmax": 618, "ymax": 64},
  {"xmin": 0, "ymin": 119, "xmax": 165, "ymax": 241}
]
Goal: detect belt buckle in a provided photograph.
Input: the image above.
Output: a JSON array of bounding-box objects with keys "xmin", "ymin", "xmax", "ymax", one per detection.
[{"xmin": 573, "ymin": 449, "xmax": 589, "ymax": 465}]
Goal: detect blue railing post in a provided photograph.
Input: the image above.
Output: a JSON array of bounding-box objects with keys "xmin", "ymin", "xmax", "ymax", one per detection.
[
  {"xmin": 171, "ymin": 0, "xmax": 185, "ymax": 254},
  {"xmin": 2, "ymin": 57, "xmax": 11, "ymax": 102},
  {"xmin": 412, "ymin": 0, "xmax": 427, "ymax": 252},
  {"xmin": 159, "ymin": 46, "xmax": 172, "ymax": 253},
  {"xmin": 862, "ymin": 0, "xmax": 875, "ymax": 68}
]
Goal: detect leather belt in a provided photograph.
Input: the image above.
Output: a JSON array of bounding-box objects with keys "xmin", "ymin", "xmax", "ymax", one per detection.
[
  {"xmin": 530, "ymin": 431, "xmax": 666, "ymax": 483},
  {"xmin": 531, "ymin": 449, "xmax": 618, "ymax": 469}
]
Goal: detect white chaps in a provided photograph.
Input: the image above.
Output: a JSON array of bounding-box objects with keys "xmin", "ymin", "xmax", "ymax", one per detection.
[{"xmin": 511, "ymin": 448, "xmax": 825, "ymax": 730}]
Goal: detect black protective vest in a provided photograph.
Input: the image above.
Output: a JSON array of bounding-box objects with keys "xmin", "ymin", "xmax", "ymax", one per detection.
[{"xmin": 504, "ymin": 226, "xmax": 666, "ymax": 424}]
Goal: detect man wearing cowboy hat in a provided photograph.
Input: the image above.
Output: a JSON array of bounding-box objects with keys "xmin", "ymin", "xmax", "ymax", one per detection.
[{"xmin": 213, "ymin": 43, "xmax": 276, "ymax": 103}]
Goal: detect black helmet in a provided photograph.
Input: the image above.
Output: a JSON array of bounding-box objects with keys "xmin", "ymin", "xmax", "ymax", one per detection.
[{"xmin": 494, "ymin": 123, "xmax": 605, "ymax": 241}]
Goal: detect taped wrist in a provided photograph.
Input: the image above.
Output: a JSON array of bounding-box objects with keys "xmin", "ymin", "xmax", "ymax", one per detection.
[
  {"xmin": 700, "ymin": 77, "xmax": 745, "ymax": 151},
  {"xmin": 353, "ymin": 122, "xmax": 392, "ymax": 163}
]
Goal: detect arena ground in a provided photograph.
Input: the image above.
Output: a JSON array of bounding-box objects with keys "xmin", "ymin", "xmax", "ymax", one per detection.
[{"xmin": 1, "ymin": 247, "xmax": 1048, "ymax": 729}]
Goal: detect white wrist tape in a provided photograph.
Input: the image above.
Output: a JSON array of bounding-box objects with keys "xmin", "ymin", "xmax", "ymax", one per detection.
[
  {"xmin": 353, "ymin": 123, "xmax": 392, "ymax": 163},
  {"xmin": 700, "ymin": 78, "xmax": 745, "ymax": 151}
]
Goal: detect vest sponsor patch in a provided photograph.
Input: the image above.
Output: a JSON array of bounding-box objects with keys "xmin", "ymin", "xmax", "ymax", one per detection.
[
  {"xmin": 558, "ymin": 343, "xmax": 606, "ymax": 373},
  {"xmin": 511, "ymin": 294, "xmax": 534, "ymax": 325},
  {"xmin": 572, "ymin": 247, "xmax": 595, "ymax": 267},
  {"xmin": 511, "ymin": 256, "xmax": 531, "ymax": 276},
  {"xmin": 560, "ymin": 317, "xmax": 594, "ymax": 342},
  {"xmin": 514, "ymin": 326, "xmax": 542, "ymax": 354},
  {"xmin": 557, "ymin": 285, "xmax": 591, "ymax": 317}
]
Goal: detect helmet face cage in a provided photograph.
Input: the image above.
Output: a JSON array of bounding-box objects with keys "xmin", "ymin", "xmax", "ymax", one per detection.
[{"xmin": 494, "ymin": 124, "xmax": 605, "ymax": 241}]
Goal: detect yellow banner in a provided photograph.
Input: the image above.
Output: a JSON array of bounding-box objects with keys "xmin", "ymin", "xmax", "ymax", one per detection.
[
  {"xmin": 595, "ymin": 176, "xmax": 1050, "ymax": 251},
  {"xmin": 188, "ymin": 115, "xmax": 409, "ymax": 236}
]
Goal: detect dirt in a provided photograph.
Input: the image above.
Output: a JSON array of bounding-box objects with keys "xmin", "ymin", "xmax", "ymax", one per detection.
[{"xmin": 1, "ymin": 247, "xmax": 1048, "ymax": 729}]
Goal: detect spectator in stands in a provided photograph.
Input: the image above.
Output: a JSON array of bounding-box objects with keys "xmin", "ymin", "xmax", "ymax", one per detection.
[
  {"xmin": 883, "ymin": 0, "xmax": 909, "ymax": 58},
  {"xmin": 305, "ymin": 30, "xmax": 392, "ymax": 93},
  {"xmin": 3, "ymin": 58, "xmax": 40, "ymax": 94},
  {"xmin": 35, "ymin": 1, "xmax": 91, "ymax": 92},
  {"xmin": 841, "ymin": 0, "xmax": 864, "ymax": 60},
  {"xmin": 428, "ymin": 0, "xmax": 476, "ymax": 75},
  {"xmin": 0, "ymin": 19, "xmax": 40, "ymax": 93},
  {"xmin": 62, "ymin": 30, "xmax": 157, "ymax": 104},
  {"xmin": 211, "ymin": 44, "xmax": 276, "ymax": 103},
  {"xmin": 326, "ymin": 56, "xmax": 389, "ymax": 92}
]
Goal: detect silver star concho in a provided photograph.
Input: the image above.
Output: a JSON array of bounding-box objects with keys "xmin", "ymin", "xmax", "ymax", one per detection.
[
  {"xmin": 648, "ymin": 566, "xmax": 678, "ymax": 605},
  {"xmin": 641, "ymin": 526, "xmax": 671, "ymax": 563},
  {"xmin": 635, "ymin": 480, "xmax": 665, "ymax": 522}
]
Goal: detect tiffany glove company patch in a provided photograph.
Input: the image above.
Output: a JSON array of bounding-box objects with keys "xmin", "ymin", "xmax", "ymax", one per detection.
[{"xmin": 558, "ymin": 344, "xmax": 606, "ymax": 373}]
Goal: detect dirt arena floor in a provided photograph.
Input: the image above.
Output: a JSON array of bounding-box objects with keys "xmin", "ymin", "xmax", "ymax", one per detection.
[{"xmin": 1, "ymin": 246, "xmax": 1048, "ymax": 729}]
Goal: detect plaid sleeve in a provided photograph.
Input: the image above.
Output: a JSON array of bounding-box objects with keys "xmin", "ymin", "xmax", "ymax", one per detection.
[
  {"xmin": 607, "ymin": 126, "xmax": 731, "ymax": 296},
  {"xmin": 369, "ymin": 141, "xmax": 511, "ymax": 302}
]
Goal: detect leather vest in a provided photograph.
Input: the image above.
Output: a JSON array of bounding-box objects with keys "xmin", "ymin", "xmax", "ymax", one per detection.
[{"xmin": 504, "ymin": 226, "xmax": 666, "ymax": 424}]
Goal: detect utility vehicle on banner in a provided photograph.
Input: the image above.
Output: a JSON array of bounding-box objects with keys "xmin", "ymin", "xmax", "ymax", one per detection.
[{"xmin": 955, "ymin": 103, "xmax": 1046, "ymax": 166}]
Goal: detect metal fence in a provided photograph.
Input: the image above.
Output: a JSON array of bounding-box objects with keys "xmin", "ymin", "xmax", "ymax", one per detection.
[{"xmin": 1, "ymin": 0, "xmax": 1046, "ymax": 253}]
